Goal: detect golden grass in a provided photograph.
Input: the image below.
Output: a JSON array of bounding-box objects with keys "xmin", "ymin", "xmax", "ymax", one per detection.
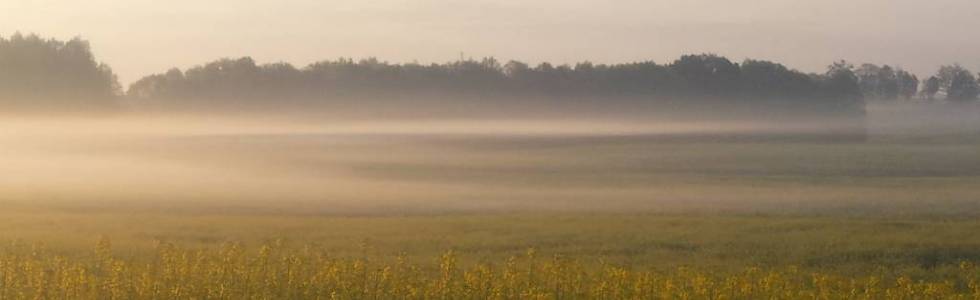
[{"xmin": 1, "ymin": 239, "xmax": 979, "ymax": 299}]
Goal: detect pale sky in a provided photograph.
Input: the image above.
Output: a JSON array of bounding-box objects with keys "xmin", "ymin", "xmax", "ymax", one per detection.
[{"xmin": 3, "ymin": 0, "xmax": 980, "ymax": 86}]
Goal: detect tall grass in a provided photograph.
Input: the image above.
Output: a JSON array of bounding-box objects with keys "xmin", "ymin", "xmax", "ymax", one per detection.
[{"xmin": 1, "ymin": 238, "xmax": 978, "ymax": 299}]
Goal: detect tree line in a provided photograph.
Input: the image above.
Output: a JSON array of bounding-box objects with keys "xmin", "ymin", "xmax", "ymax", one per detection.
[
  {"xmin": 853, "ymin": 63, "xmax": 979, "ymax": 102},
  {"xmin": 2, "ymin": 34, "xmax": 978, "ymax": 114},
  {"xmin": 0, "ymin": 33, "xmax": 119, "ymax": 109},
  {"xmin": 127, "ymin": 55, "xmax": 867, "ymax": 114}
]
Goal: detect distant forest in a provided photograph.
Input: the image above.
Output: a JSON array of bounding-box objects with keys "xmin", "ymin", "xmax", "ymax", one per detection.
[
  {"xmin": 127, "ymin": 56, "xmax": 866, "ymax": 115},
  {"xmin": 2, "ymin": 34, "xmax": 979, "ymax": 115}
]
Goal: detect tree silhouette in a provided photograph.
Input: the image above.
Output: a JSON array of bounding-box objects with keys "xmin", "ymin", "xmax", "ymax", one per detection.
[
  {"xmin": 127, "ymin": 54, "xmax": 868, "ymax": 118},
  {"xmin": 936, "ymin": 65, "xmax": 979, "ymax": 102},
  {"xmin": 0, "ymin": 33, "xmax": 120, "ymax": 110},
  {"xmin": 895, "ymin": 69, "xmax": 918, "ymax": 100},
  {"xmin": 922, "ymin": 76, "xmax": 940, "ymax": 100},
  {"xmin": 855, "ymin": 64, "xmax": 910, "ymax": 101}
]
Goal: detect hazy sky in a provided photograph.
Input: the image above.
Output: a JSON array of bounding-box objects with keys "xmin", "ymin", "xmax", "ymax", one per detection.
[{"xmin": 3, "ymin": 0, "xmax": 980, "ymax": 86}]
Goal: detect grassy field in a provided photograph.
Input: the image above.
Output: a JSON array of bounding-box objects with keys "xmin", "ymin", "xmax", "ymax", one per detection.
[
  {"xmin": 2, "ymin": 211, "xmax": 980, "ymax": 298},
  {"xmin": 1, "ymin": 118, "xmax": 979, "ymax": 298},
  {"xmin": 3, "ymin": 210, "xmax": 980, "ymax": 272}
]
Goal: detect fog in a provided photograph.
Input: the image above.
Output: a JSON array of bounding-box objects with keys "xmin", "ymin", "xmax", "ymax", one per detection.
[
  {"xmin": 3, "ymin": 3, "xmax": 977, "ymax": 218},
  {"xmin": 2, "ymin": 103, "xmax": 977, "ymax": 216}
]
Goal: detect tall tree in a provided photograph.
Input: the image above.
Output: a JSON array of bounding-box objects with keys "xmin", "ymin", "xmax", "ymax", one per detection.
[
  {"xmin": 855, "ymin": 64, "xmax": 901, "ymax": 100},
  {"xmin": 922, "ymin": 76, "xmax": 940, "ymax": 100},
  {"xmin": 824, "ymin": 61, "xmax": 861, "ymax": 98},
  {"xmin": 937, "ymin": 65, "xmax": 979, "ymax": 101},
  {"xmin": 855, "ymin": 64, "xmax": 882, "ymax": 99},
  {"xmin": 895, "ymin": 69, "xmax": 918, "ymax": 100},
  {"xmin": 876, "ymin": 65, "xmax": 899, "ymax": 100},
  {"xmin": 669, "ymin": 54, "xmax": 740, "ymax": 94}
]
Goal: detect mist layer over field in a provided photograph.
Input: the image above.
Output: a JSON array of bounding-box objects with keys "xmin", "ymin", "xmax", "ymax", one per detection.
[{"xmin": 1, "ymin": 102, "xmax": 978, "ymax": 216}]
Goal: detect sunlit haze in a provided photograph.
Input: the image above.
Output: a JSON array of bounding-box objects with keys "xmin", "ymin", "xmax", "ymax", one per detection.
[
  {"xmin": 2, "ymin": 2, "xmax": 980, "ymax": 297},
  {"xmin": 4, "ymin": 0, "xmax": 980, "ymax": 84}
]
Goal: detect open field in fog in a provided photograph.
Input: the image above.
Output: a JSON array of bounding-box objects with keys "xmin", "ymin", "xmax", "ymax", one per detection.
[
  {"xmin": 6, "ymin": 1, "xmax": 980, "ymax": 295},
  {"xmin": 0, "ymin": 117, "xmax": 978, "ymax": 251},
  {"xmin": 1, "ymin": 115, "xmax": 978, "ymax": 216},
  {"xmin": 0, "ymin": 108, "xmax": 978, "ymax": 297}
]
